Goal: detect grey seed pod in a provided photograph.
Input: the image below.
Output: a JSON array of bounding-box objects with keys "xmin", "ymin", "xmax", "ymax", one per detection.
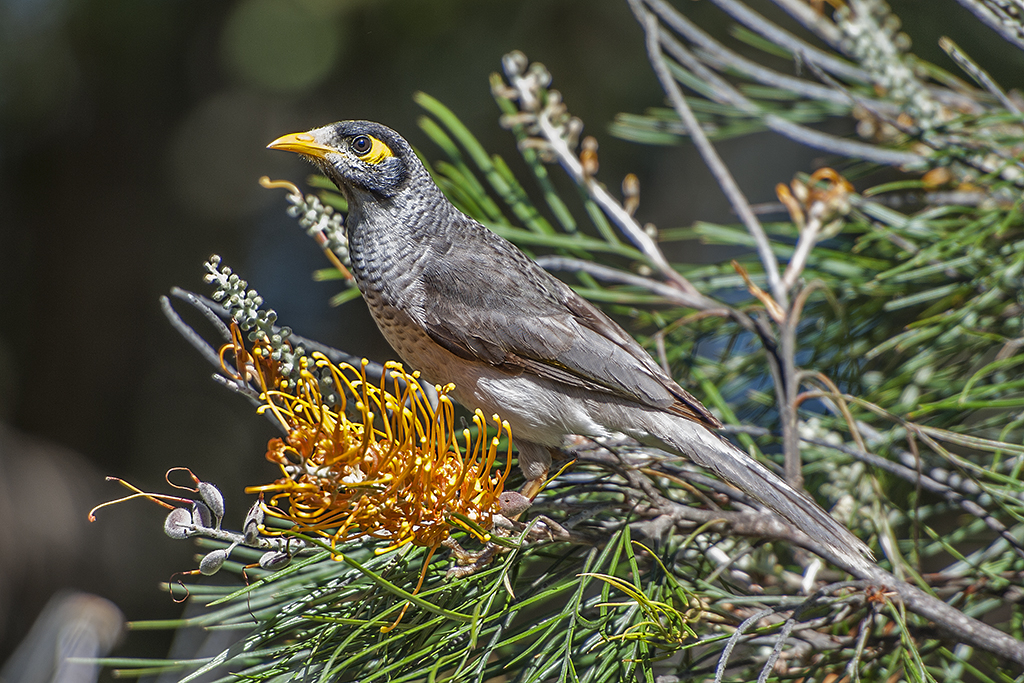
[
  {"xmin": 197, "ymin": 482, "xmax": 225, "ymax": 527},
  {"xmin": 259, "ymin": 551, "xmax": 291, "ymax": 570},
  {"xmin": 243, "ymin": 502, "xmax": 265, "ymax": 545},
  {"xmin": 191, "ymin": 501, "xmax": 212, "ymax": 529},
  {"xmin": 164, "ymin": 507, "xmax": 193, "ymax": 539},
  {"xmin": 498, "ymin": 491, "xmax": 532, "ymax": 517},
  {"xmin": 199, "ymin": 549, "xmax": 228, "ymax": 575}
]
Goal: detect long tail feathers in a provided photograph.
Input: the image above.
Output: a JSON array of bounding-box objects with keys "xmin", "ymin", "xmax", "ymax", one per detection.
[{"xmin": 635, "ymin": 414, "xmax": 874, "ymax": 572}]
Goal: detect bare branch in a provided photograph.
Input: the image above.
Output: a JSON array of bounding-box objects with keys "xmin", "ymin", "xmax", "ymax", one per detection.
[
  {"xmin": 781, "ymin": 201, "xmax": 828, "ymax": 292},
  {"xmin": 771, "ymin": 0, "xmax": 846, "ymax": 49},
  {"xmin": 705, "ymin": 0, "xmax": 867, "ymax": 81},
  {"xmin": 534, "ymin": 254, "xmax": 716, "ymax": 309},
  {"xmin": 648, "ymin": 0, "xmax": 870, "ymax": 107},
  {"xmin": 953, "ymin": 0, "xmax": 1024, "ymax": 53},
  {"xmin": 631, "ymin": 1, "xmax": 788, "ymax": 307},
  {"xmin": 532, "ymin": 111, "xmax": 700, "ymax": 295},
  {"xmin": 162, "ymin": 290, "xmax": 230, "ymax": 372},
  {"xmin": 763, "ymin": 115, "xmax": 924, "ymax": 167}
]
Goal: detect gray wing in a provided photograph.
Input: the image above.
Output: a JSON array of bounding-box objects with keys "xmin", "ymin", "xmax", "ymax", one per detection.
[{"xmin": 414, "ymin": 220, "xmax": 721, "ymax": 430}]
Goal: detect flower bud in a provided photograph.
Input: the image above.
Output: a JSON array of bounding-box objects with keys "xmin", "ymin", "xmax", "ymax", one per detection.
[
  {"xmin": 243, "ymin": 502, "xmax": 265, "ymax": 544},
  {"xmin": 164, "ymin": 508, "xmax": 192, "ymax": 539},
  {"xmin": 197, "ymin": 482, "xmax": 225, "ymax": 527},
  {"xmin": 199, "ymin": 549, "xmax": 228, "ymax": 575},
  {"xmin": 191, "ymin": 501, "xmax": 212, "ymax": 529},
  {"xmin": 259, "ymin": 551, "xmax": 291, "ymax": 570}
]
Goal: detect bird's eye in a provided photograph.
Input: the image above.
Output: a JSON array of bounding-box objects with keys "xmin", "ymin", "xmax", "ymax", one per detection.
[{"xmin": 351, "ymin": 135, "xmax": 372, "ymax": 155}]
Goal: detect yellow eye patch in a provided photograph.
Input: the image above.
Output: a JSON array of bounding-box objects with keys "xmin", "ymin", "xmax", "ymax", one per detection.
[{"xmin": 356, "ymin": 136, "xmax": 394, "ymax": 165}]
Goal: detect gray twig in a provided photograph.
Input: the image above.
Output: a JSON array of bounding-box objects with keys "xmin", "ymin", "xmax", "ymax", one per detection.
[
  {"xmin": 704, "ymin": 0, "xmax": 866, "ymax": 81},
  {"xmin": 632, "ymin": 2, "xmax": 787, "ymax": 307},
  {"xmin": 847, "ymin": 598, "xmax": 880, "ymax": 683},
  {"xmin": 781, "ymin": 201, "xmax": 828, "ymax": 293},
  {"xmin": 770, "ymin": 0, "xmax": 846, "ymax": 49},
  {"xmin": 953, "ymin": 0, "xmax": 1024, "ymax": 53},
  {"xmin": 716, "ymin": 606, "xmax": 776, "ymax": 683},
  {"xmin": 763, "ymin": 115, "xmax": 924, "ymax": 167},
  {"xmin": 534, "ymin": 255, "xmax": 714, "ymax": 309},
  {"xmin": 162, "ymin": 289, "xmax": 232, "ymax": 370},
  {"xmin": 532, "ymin": 111, "xmax": 699, "ymax": 295},
  {"xmin": 646, "ymin": 0, "xmax": 926, "ymax": 167}
]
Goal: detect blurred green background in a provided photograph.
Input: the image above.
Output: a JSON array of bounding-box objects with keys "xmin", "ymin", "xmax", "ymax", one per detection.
[{"xmin": 0, "ymin": 0, "xmax": 1020, "ymax": 669}]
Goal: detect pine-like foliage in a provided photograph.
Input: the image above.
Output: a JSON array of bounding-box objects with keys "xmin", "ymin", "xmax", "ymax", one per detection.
[{"xmin": 101, "ymin": 1, "xmax": 1024, "ymax": 680}]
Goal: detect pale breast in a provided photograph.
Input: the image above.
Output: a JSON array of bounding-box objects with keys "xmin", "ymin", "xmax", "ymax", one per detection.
[
  {"xmin": 362, "ymin": 289, "xmax": 613, "ymax": 449},
  {"xmin": 361, "ymin": 289, "xmax": 469, "ymax": 397}
]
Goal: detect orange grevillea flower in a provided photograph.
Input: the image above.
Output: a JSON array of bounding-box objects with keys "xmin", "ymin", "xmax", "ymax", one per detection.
[{"xmin": 226, "ymin": 325, "xmax": 513, "ymax": 555}]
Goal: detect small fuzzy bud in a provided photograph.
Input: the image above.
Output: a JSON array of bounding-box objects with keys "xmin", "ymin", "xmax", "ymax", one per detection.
[
  {"xmin": 199, "ymin": 549, "xmax": 228, "ymax": 575},
  {"xmin": 197, "ymin": 482, "xmax": 224, "ymax": 527},
  {"xmin": 243, "ymin": 502, "xmax": 265, "ymax": 544},
  {"xmin": 580, "ymin": 136, "xmax": 599, "ymax": 178},
  {"xmin": 622, "ymin": 174, "xmax": 640, "ymax": 217},
  {"xmin": 164, "ymin": 508, "xmax": 193, "ymax": 539},
  {"xmin": 259, "ymin": 551, "xmax": 291, "ymax": 570},
  {"xmin": 565, "ymin": 118, "xmax": 583, "ymax": 150},
  {"xmin": 503, "ymin": 50, "xmax": 528, "ymax": 77},
  {"xmin": 528, "ymin": 62, "xmax": 552, "ymax": 88},
  {"xmin": 191, "ymin": 501, "xmax": 212, "ymax": 529}
]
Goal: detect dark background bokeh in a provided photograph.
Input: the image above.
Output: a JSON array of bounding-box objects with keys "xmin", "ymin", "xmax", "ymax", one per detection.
[{"xmin": 1, "ymin": 0, "xmax": 1020, "ymax": 669}]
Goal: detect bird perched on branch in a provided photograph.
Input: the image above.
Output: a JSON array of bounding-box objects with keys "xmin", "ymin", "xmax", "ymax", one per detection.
[{"xmin": 267, "ymin": 120, "xmax": 873, "ymax": 570}]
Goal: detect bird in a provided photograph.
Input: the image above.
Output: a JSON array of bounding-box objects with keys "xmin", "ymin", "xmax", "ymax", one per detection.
[{"xmin": 267, "ymin": 120, "xmax": 873, "ymax": 570}]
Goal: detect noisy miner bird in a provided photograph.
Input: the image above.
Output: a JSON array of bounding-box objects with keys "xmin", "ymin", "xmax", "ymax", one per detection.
[{"xmin": 267, "ymin": 120, "xmax": 873, "ymax": 570}]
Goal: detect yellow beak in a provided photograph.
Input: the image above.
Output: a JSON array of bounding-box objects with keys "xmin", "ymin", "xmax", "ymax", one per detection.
[{"xmin": 266, "ymin": 131, "xmax": 336, "ymax": 159}]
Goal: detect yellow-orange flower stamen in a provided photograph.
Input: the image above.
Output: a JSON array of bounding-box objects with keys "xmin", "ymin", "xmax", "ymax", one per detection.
[{"xmin": 225, "ymin": 325, "xmax": 513, "ymax": 557}]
